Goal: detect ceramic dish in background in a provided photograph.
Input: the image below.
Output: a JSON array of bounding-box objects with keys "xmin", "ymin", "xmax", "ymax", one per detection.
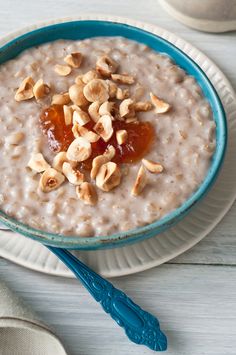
[
  {"xmin": 0, "ymin": 18, "xmax": 227, "ymax": 250},
  {"xmin": 159, "ymin": 0, "xmax": 236, "ymax": 33}
]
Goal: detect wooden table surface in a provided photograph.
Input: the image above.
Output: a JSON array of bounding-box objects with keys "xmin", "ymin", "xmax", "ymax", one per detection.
[{"xmin": 0, "ymin": 1, "xmax": 236, "ymax": 354}]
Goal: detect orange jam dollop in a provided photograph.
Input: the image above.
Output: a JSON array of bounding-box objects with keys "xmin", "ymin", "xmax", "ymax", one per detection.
[
  {"xmin": 40, "ymin": 105, "xmax": 155, "ymax": 169},
  {"xmin": 40, "ymin": 105, "xmax": 74, "ymax": 152}
]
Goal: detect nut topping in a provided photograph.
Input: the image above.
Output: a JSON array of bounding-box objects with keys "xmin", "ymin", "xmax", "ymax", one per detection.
[
  {"xmin": 27, "ymin": 153, "xmax": 50, "ymax": 172},
  {"xmin": 74, "ymin": 75, "xmax": 84, "ymax": 85},
  {"xmin": 150, "ymin": 92, "xmax": 170, "ymax": 113},
  {"xmin": 94, "ymin": 115, "xmax": 113, "ymax": 142},
  {"xmin": 133, "ymin": 101, "xmax": 152, "ymax": 112},
  {"xmin": 116, "ymin": 130, "xmax": 128, "ymax": 145},
  {"xmin": 39, "ymin": 167, "xmax": 65, "ymax": 192},
  {"xmin": 103, "ymin": 145, "xmax": 116, "ymax": 160},
  {"xmin": 72, "ymin": 124, "xmax": 100, "ymax": 143},
  {"xmin": 64, "ymin": 52, "xmax": 82, "ymax": 68},
  {"xmin": 111, "ymin": 74, "xmax": 135, "ymax": 85},
  {"xmin": 90, "ymin": 146, "xmax": 115, "ymax": 180},
  {"xmin": 96, "ymin": 55, "xmax": 118, "ymax": 77},
  {"xmin": 63, "ymin": 105, "xmax": 73, "ymax": 125},
  {"xmin": 54, "ymin": 64, "xmax": 72, "ymax": 76},
  {"xmin": 33, "ymin": 79, "xmax": 50, "ymax": 100},
  {"xmin": 119, "ymin": 98, "xmax": 134, "ymax": 118},
  {"xmin": 52, "ymin": 152, "xmax": 69, "ymax": 172},
  {"xmin": 73, "ymin": 108, "xmax": 90, "ymax": 126},
  {"xmin": 69, "ymin": 83, "xmax": 88, "ymax": 107},
  {"xmin": 52, "ymin": 92, "xmax": 70, "ymax": 105},
  {"xmin": 17, "ymin": 43, "xmax": 164, "ymax": 206},
  {"xmin": 99, "ymin": 101, "xmax": 115, "ymax": 116},
  {"xmin": 88, "ymin": 101, "xmax": 101, "ymax": 122},
  {"xmin": 15, "ymin": 77, "xmax": 35, "ymax": 102},
  {"xmin": 66, "ymin": 137, "xmax": 92, "ymax": 162},
  {"xmin": 90, "ymin": 156, "xmax": 108, "ymax": 180},
  {"xmin": 76, "ymin": 182, "xmax": 98, "ymax": 205},
  {"xmin": 62, "ymin": 162, "xmax": 85, "ymax": 185},
  {"xmin": 83, "ymin": 79, "xmax": 109, "ymax": 103},
  {"xmin": 106, "ymin": 80, "xmax": 117, "ymax": 98},
  {"xmin": 116, "ymin": 87, "xmax": 130, "ymax": 100},
  {"xmin": 82, "ymin": 70, "xmax": 100, "ymax": 84},
  {"xmin": 96, "ymin": 162, "xmax": 121, "ymax": 192},
  {"xmin": 131, "ymin": 165, "xmax": 147, "ymax": 196},
  {"xmin": 142, "ymin": 159, "xmax": 163, "ymax": 173}
]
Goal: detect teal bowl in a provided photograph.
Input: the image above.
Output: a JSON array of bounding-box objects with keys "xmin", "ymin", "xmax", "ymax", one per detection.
[{"xmin": 0, "ymin": 19, "xmax": 227, "ymax": 250}]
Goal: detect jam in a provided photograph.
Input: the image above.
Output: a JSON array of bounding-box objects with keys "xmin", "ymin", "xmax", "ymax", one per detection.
[
  {"xmin": 40, "ymin": 104, "xmax": 155, "ymax": 168},
  {"xmin": 40, "ymin": 105, "xmax": 74, "ymax": 152}
]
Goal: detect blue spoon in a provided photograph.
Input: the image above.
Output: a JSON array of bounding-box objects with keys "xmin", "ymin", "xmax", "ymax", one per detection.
[{"xmin": 47, "ymin": 246, "xmax": 167, "ymax": 351}]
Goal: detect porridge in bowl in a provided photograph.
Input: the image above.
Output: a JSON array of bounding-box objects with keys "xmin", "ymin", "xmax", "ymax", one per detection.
[{"xmin": 0, "ymin": 37, "xmax": 216, "ymax": 237}]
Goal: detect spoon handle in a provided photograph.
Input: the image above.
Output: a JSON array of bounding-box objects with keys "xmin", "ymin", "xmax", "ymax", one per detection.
[{"xmin": 47, "ymin": 246, "xmax": 167, "ymax": 352}]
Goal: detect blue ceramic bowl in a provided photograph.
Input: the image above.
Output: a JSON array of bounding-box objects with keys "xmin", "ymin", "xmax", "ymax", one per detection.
[{"xmin": 0, "ymin": 19, "xmax": 227, "ymax": 250}]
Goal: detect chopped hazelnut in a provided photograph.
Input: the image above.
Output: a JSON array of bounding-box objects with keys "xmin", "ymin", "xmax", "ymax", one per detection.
[
  {"xmin": 96, "ymin": 55, "xmax": 118, "ymax": 77},
  {"xmin": 51, "ymin": 92, "xmax": 70, "ymax": 105},
  {"xmin": 39, "ymin": 168, "xmax": 65, "ymax": 192},
  {"xmin": 76, "ymin": 182, "xmax": 98, "ymax": 205},
  {"xmin": 28, "ymin": 153, "xmax": 50, "ymax": 172},
  {"xmin": 33, "ymin": 79, "xmax": 50, "ymax": 100},
  {"xmin": 66, "ymin": 137, "xmax": 92, "ymax": 162},
  {"xmin": 96, "ymin": 162, "xmax": 121, "ymax": 192},
  {"xmin": 15, "ymin": 77, "xmax": 35, "ymax": 102},
  {"xmin": 64, "ymin": 52, "xmax": 82, "ymax": 68},
  {"xmin": 69, "ymin": 83, "xmax": 88, "ymax": 107},
  {"xmin": 54, "ymin": 64, "xmax": 72, "ymax": 76},
  {"xmin": 62, "ymin": 162, "xmax": 84, "ymax": 185},
  {"xmin": 150, "ymin": 92, "xmax": 170, "ymax": 113},
  {"xmin": 94, "ymin": 115, "xmax": 113, "ymax": 142},
  {"xmin": 111, "ymin": 73, "xmax": 135, "ymax": 85},
  {"xmin": 83, "ymin": 79, "xmax": 109, "ymax": 103},
  {"xmin": 116, "ymin": 130, "xmax": 128, "ymax": 145},
  {"xmin": 142, "ymin": 159, "xmax": 163, "ymax": 174},
  {"xmin": 131, "ymin": 165, "xmax": 147, "ymax": 196}
]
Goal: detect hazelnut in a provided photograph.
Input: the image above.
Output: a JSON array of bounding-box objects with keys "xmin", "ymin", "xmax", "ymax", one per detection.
[
  {"xmin": 131, "ymin": 165, "xmax": 147, "ymax": 196},
  {"xmin": 142, "ymin": 159, "xmax": 164, "ymax": 173},
  {"xmin": 96, "ymin": 162, "xmax": 121, "ymax": 192},
  {"xmin": 62, "ymin": 162, "xmax": 85, "ymax": 185},
  {"xmin": 76, "ymin": 182, "xmax": 98, "ymax": 205},
  {"xmin": 15, "ymin": 77, "xmax": 35, "ymax": 102},
  {"xmin": 54, "ymin": 64, "xmax": 72, "ymax": 76},
  {"xmin": 64, "ymin": 52, "xmax": 82, "ymax": 68},
  {"xmin": 69, "ymin": 83, "xmax": 88, "ymax": 107},
  {"xmin": 27, "ymin": 153, "xmax": 50, "ymax": 172},
  {"xmin": 94, "ymin": 115, "xmax": 113, "ymax": 142},
  {"xmin": 66, "ymin": 137, "xmax": 92, "ymax": 162},
  {"xmin": 96, "ymin": 55, "xmax": 118, "ymax": 77},
  {"xmin": 39, "ymin": 168, "xmax": 65, "ymax": 192},
  {"xmin": 150, "ymin": 92, "xmax": 170, "ymax": 113},
  {"xmin": 83, "ymin": 79, "xmax": 109, "ymax": 103}
]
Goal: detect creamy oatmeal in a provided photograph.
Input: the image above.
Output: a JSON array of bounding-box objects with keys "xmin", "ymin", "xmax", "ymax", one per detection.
[{"xmin": 0, "ymin": 37, "xmax": 216, "ymax": 237}]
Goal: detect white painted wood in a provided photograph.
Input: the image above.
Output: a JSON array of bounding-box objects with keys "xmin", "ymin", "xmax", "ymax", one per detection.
[
  {"xmin": 172, "ymin": 202, "xmax": 236, "ymax": 265},
  {"xmin": 0, "ymin": 1, "xmax": 235, "ymax": 354},
  {"xmin": 1, "ymin": 258, "xmax": 236, "ymax": 355}
]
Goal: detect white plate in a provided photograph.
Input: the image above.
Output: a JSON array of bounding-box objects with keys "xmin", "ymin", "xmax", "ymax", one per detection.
[{"xmin": 0, "ymin": 15, "xmax": 236, "ymax": 278}]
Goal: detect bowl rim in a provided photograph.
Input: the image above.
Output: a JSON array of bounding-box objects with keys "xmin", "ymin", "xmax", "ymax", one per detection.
[{"xmin": 0, "ymin": 16, "xmax": 228, "ymax": 249}]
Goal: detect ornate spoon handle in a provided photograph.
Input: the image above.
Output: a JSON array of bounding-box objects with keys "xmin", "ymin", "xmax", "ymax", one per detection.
[{"xmin": 48, "ymin": 246, "xmax": 167, "ymax": 352}]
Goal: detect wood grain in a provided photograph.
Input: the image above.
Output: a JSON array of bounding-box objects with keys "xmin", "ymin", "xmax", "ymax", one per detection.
[{"xmin": 1, "ymin": 258, "xmax": 236, "ymax": 355}]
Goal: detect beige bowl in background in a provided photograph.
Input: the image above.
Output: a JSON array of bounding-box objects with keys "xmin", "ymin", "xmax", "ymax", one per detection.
[{"xmin": 159, "ymin": 0, "xmax": 236, "ymax": 32}]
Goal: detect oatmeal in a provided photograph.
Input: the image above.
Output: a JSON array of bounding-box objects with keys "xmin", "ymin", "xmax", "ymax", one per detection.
[{"xmin": 0, "ymin": 37, "xmax": 216, "ymax": 236}]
